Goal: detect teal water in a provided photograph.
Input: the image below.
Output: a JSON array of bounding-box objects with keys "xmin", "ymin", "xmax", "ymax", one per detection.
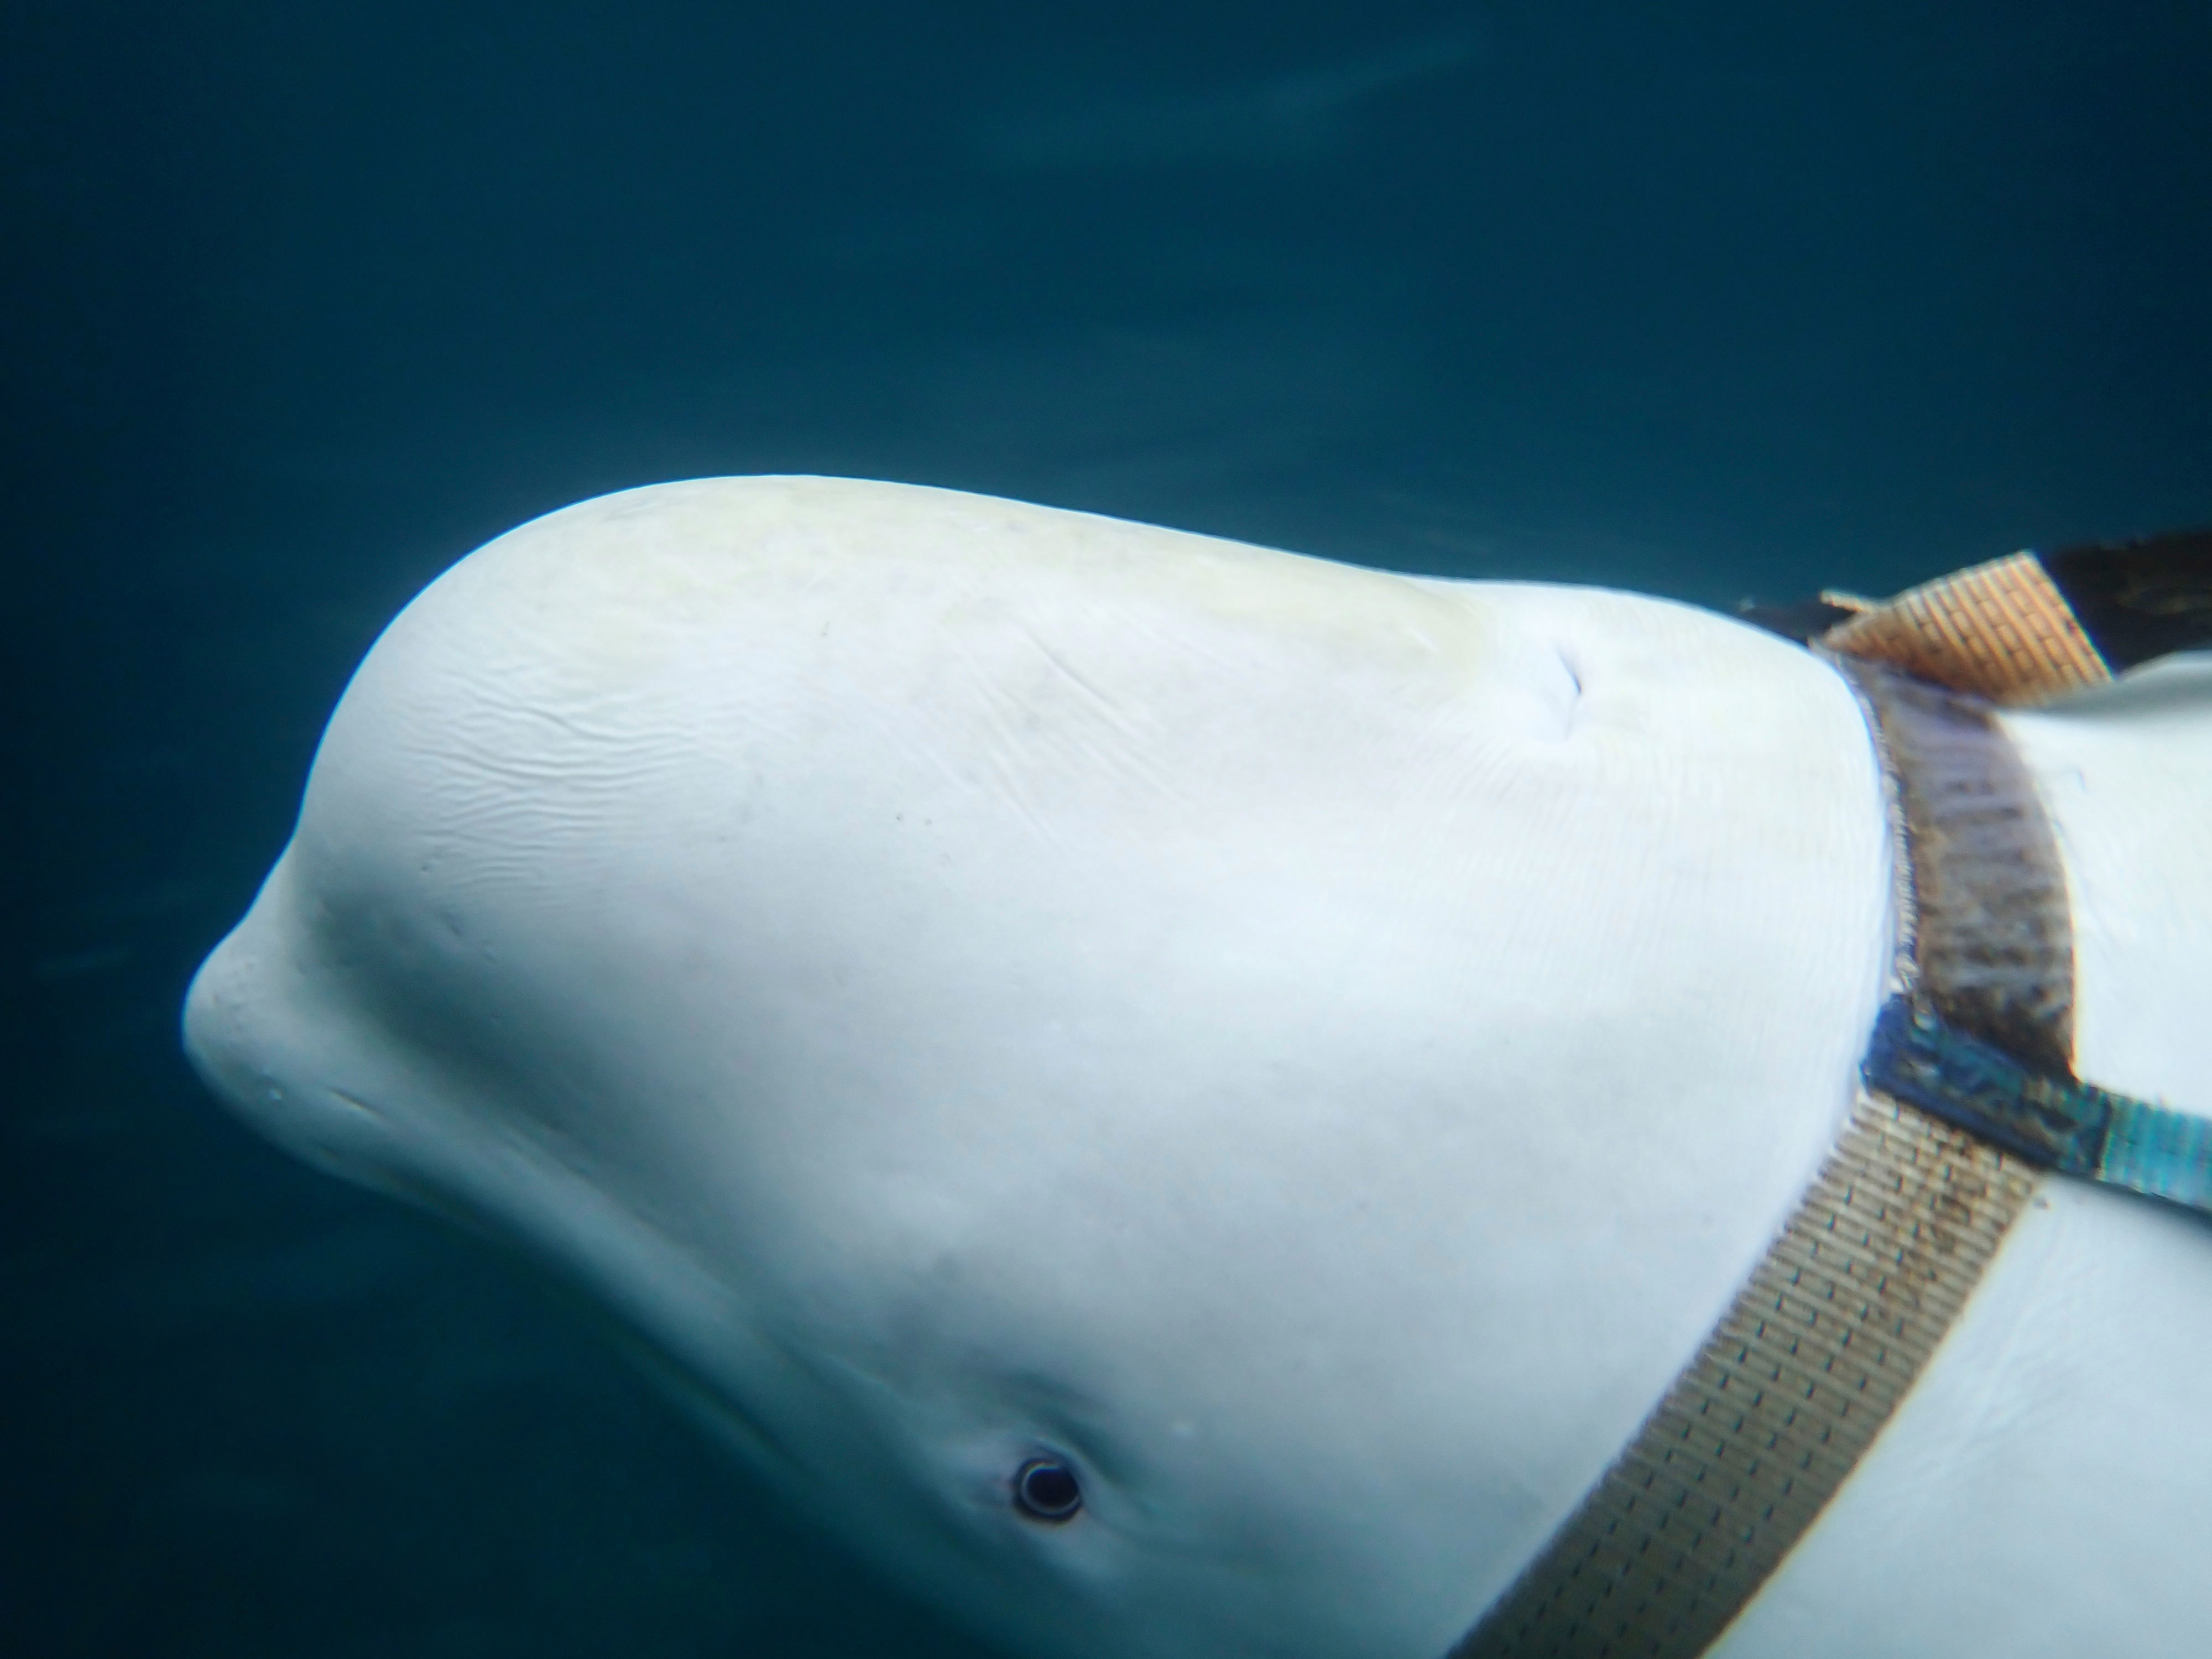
[{"xmin": 4, "ymin": 4, "xmax": 2208, "ymax": 1655}]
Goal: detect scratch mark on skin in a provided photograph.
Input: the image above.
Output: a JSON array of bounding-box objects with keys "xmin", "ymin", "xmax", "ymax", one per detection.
[
  {"xmin": 1019, "ymin": 624, "xmax": 1142, "ymax": 742},
  {"xmin": 328, "ymin": 1087, "xmax": 391, "ymax": 1125},
  {"xmin": 947, "ymin": 630, "xmax": 1055, "ymax": 843},
  {"xmin": 1015, "ymin": 623, "xmax": 1187, "ymax": 817}
]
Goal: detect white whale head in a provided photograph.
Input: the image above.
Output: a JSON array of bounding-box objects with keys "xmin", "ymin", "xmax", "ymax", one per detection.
[{"xmin": 184, "ymin": 477, "xmax": 1890, "ymax": 1659}]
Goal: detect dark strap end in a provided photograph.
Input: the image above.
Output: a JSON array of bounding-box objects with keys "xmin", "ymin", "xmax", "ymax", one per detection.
[
  {"xmin": 2038, "ymin": 529, "xmax": 2212, "ymax": 673},
  {"xmin": 1734, "ymin": 595, "xmax": 1863, "ymax": 644}
]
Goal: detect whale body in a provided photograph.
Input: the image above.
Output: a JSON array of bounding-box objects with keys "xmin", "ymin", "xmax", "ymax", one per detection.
[{"xmin": 184, "ymin": 477, "xmax": 2212, "ymax": 1658}]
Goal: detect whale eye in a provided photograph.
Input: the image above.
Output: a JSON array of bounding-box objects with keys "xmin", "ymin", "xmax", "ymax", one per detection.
[{"xmin": 1013, "ymin": 1457, "xmax": 1083, "ymax": 1522}]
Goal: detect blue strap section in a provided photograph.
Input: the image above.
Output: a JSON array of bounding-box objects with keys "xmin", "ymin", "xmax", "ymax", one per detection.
[
  {"xmin": 1864, "ymin": 997, "xmax": 2212, "ymax": 1219},
  {"xmin": 2100, "ymin": 1098, "xmax": 2212, "ymax": 1213}
]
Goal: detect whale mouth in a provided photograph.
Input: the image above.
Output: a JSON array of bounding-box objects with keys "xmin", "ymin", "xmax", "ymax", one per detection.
[{"xmin": 597, "ymin": 1312, "xmax": 798, "ymax": 1470}]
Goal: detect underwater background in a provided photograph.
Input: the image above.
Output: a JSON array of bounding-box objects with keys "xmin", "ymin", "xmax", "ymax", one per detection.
[{"xmin": 4, "ymin": 3, "xmax": 2209, "ymax": 1654}]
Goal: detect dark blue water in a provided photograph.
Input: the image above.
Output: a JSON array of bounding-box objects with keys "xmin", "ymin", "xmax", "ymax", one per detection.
[{"xmin": 4, "ymin": 4, "xmax": 2207, "ymax": 1654}]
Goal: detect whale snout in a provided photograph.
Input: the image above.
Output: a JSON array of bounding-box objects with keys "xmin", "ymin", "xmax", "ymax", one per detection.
[
  {"xmin": 183, "ymin": 863, "xmax": 408, "ymax": 1197},
  {"xmin": 184, "ymin": 904, "xmax": 293, "ymax": 1139}
]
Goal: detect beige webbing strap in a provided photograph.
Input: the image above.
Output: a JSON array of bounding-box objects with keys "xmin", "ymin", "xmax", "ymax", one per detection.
[
  {"xmin": 1446, "ymin": 567, "xmax": 2092, "ymax": 1659},
  {"xmin": 1819, "ymin": 551, "xmax": 2110, "ymax": 706},
  {"xmin": 1447, "ymin": 1099, "xmax": 2036, "ymax": 1659}
]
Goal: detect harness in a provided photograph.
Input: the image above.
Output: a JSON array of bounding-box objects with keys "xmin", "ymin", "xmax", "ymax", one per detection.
[{"xmin": 1447, "ymin": 531, "xmax": 2212, "ymax": 1659}]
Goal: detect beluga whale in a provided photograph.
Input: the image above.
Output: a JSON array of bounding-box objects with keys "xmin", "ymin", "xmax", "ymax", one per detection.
[{"xmin": 184, "ymin": 477, "xmax": 2212, "ymax": 1658}]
